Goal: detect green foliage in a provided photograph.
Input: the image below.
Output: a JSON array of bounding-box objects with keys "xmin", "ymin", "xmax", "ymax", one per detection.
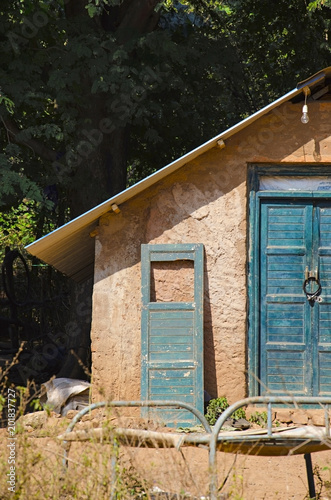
[
  {"xmin": 0, "ymin": 394, "xmax": 5, "ymax": 413},
  {"xmin": 0, "ymin": 197, "xmax": 57, "ymax": 267},
  {"xmin": 249, "ymin": 411, "xmax": 268, "ymax": 427},
  {"xmin": 118, "ymin": 465, "xmax": 150, "ymax": 499},
  {"xmin": 0, "ymin": 91, "xmax": 14, "ymax": 114},
  {"xmin": 233, "ymin": 406, "xmax": 246, "ymax": 420},
  {"xmin": 30, "ymin": 398, "xmax": 42, "ymax": 411},
  {"xmin": 248, "ymin": 411, "xmax": 281, "ymax": 428},
  {"xmin": 1, "ymin": 0, "xmax": 330, "ymax": 221},
  {"xmin": 85, "ymin": 0, "xmax": 125, "ymax": 18},
  {"xmin": 1, "ymin": 0, "xmax": 331, "ymax": 389},
  {"xmin": 0, "ymin": 201, "xmax": 37, "ymax": 256},
  {"xmin": 205, "ymin": 397, "xmax": 229, "ymax": 425},
  {"xmin": 308, "ymin": 0, "xmax": 331, "ymax": 10},
  {"xmin": 0, "ymin": 146, "xmax": 44, "ymax": 210},
  {"xmin": 1, "ymin": 0, "xmax": 329, "ymax": 216},
  {"xmin": 205, "ymin": 397, "xmax": 246, "ymax": 425}
]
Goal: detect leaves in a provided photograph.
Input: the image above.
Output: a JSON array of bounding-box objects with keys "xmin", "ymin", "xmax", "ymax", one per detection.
[
  {"xmin": 0, "ymin": 201, "xmax": 37, "ymax": 259},
  {"xmin": 308, "ymin": 0, "xmax": 331, "ymax": 10},
  {"xmin": 205, "ymin": 397, "xmax": 247, "ymax": 425},
  {"xmin": 85, "ymin": 0, "xmax": 124, "ymax": 18},
  {"xmin": 0, "ymin": 91, "xmax": 15, "ymax": 114},
  {"xmin": 1, "ymin": 0, "xmax": 331, "ymax": 222}
]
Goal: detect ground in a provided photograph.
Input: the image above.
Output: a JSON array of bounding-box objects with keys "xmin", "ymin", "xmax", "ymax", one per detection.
[{"xmin": 1, "ymin": 409, "xmax": 331, "ymax": 499}]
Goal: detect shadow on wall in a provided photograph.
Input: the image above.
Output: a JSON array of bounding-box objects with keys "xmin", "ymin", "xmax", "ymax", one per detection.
[
  {"xmin": 92, "ymin": 99, "xmax": 326, "ymax": 399},
  {"xmin": 203, "ymin": 261, "xmax": 217, "ymax": 399}
]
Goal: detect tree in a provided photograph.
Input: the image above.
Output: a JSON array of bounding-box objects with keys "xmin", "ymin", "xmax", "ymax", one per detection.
[
  {"xmin": 1, "ymin": 0, "xmax": 330, "ymax": 216},
  {"xmin": 1, "ymin": 0, "xmax": 235, "ymax": 380},
  {"xmin": 0, "ymin": 0, "xmax": 226, "ymax": 216},
  {"xmin": 1, "ymin": 0, "xmax": 331, "ymax": 381}
]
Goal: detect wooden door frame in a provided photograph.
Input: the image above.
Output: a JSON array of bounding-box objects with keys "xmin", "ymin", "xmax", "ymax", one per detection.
[
  {"xmin": 140, "ymin": 243, "xmax": 204, "ymax": 425},
  {"xmin": 248, "ymin": 164, "xmax": 331, "ymax": 396}
]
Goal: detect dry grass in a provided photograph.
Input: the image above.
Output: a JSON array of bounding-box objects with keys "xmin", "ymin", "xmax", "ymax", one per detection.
[
  {"xmin": 0, "ymin": 405, "xmax": 213, "ymax": 499},
  {"xmin": 3, "ymin": 355, "xmax": 331, "ymax": 499},
  {"xmin": 0, "ymin": 353, "xmax": 211, "ymax": 499}
]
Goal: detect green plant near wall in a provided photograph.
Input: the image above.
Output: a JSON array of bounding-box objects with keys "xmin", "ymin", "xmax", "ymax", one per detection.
[
  {"xmin": 205, "ymin": 397, "xmax": 246, "ymax": 426},
  {"xmin": 249, "ymin": 411, "xmax": 268, "ymax": 427}
]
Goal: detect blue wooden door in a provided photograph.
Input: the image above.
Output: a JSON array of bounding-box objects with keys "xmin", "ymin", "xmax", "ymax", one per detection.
[
  {"xmin": 260, "ymin": 199, "xmax": 331, "ymax": 396},
  {"xmin": 141, "ymin": 243, "xmax": 204, "ymax": 426}
]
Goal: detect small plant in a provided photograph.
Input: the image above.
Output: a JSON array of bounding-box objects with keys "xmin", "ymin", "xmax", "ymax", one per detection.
[
  {"xmin": 205, "ymin": 397, "xmax": 246, "ymax": 425},
  {"xmin": 0, "ymin": 393, "xmax": 5, "ymax": 413},
  {"xmin": 118, "ymin": 465, "xmax": 150, "ymax": 499},
  {"xmin": 30, "ymin": 398, "xmax": 43, "ymax": 412},
  {"xmin": 249, "ymin": 411, "xmax": 268, "ymax": 427},
  {"xmin": 307, "ymin": 463, "xmax": 327, "ymax": 499}
]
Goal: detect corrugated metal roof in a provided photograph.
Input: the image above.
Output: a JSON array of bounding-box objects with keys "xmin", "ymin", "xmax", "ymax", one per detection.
[{"xmin": 25, "ymin": 68, "xmax": 331, "ymax": 282}]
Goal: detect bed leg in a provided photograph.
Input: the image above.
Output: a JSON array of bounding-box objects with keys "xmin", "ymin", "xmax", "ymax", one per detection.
[{"xmin": 304, "ymin": 453, "xmax": 316, "ymax": 499}]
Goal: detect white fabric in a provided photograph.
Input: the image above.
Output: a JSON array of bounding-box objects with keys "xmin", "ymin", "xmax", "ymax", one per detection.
[{"xmin": 41, "ymin": 377, "xmax": 91, "ymax": 415}]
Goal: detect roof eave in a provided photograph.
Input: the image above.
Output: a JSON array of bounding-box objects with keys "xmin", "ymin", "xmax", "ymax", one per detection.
[{"xmin": 25, "ymin": 86, "xmax": 304, "ymax": 281}]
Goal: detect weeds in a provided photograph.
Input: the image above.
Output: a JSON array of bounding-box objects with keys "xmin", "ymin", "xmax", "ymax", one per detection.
[
  {"xmin": 0, "ymin": 405, "xmax": 155, "ymax": 499},
  {"xmin": 2, "ymin": 356, "xmax": 331, "ymax": 499},
  {"xmin": 0, "ymin": 353, "xmax": 112, "ymax": 498},
  {"xmin": 118, "ymin": 465, "xmax": 150, "ymax": 499},
  {"xmin": 0, "ymin": 352, "xmax": 209, "ymax": 499},
  {"xmin": 248, "ymin": 411, "xmax": 268, "ymax": 427},
  {"xmin": 248, "ymin": 411, "xmax": 281, "ymax": 428},
  {"xmin": 228, "ymin": 470, "xmax": 244, "ymax": 500},
  {"xmin": 309, "ymin": 464, "xmax": 331, "ymax": 500},
  {"xmin": 205, "ymin": 397, "xmax": 246, "ymax": 426}
]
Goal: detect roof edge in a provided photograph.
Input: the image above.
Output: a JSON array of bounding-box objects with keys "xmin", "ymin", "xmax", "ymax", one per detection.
[
  {"xmin": 26, "ymin": 86, "xmax": 303, "ymax": 259},
  {"xmin": 296, "ymin": 67, "xmax": 331, "ymax": 90}
]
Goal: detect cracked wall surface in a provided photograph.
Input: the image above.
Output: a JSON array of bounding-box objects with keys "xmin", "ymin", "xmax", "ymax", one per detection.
[{"xmin": 91, "ymin": 100, "xmax": 331, "ymax": 403}]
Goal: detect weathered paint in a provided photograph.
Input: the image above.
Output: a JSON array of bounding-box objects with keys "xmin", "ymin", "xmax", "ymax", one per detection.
[
  {"xmin": 257, "ymin": 192, "xmax": 331, "ymax": 396},
  {"xmin": 91, "ymin": 100, "xmax": 331, "ymax": 405},
  {"xmin": 140, "ymin": 243, "xmax": 204, "ymax": 426}
]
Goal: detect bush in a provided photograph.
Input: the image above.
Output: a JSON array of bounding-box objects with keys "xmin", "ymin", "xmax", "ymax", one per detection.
[{"xmin": 205, "ymin": 397, "xmax": 246, "ymax": 425}]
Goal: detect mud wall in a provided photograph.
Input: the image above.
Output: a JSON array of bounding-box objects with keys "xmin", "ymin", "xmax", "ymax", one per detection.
[{"xmin": 91, "ymin": 100, "xmax": 331, "ymax": 403}]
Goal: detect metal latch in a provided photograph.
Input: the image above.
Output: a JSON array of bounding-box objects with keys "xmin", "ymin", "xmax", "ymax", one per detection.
[{"xmin": 303, "ymin": 267, "xmax": 322, "ymax": 302}]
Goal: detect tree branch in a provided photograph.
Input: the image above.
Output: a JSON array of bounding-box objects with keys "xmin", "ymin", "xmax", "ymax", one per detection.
[
  {"xmin": 1, "ymin": 116, "xmax": 57, "ymax": 162},
  {"xmin": 64, "ymin": 0, "xmax": 88, "ymax": 19},
  {"xmin": 104, "ymin": 0, "xmax": 161, "ymax": 43}
]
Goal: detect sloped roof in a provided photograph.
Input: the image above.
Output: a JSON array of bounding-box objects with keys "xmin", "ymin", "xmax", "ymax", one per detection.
[{"xmin": 25, "ymin": 67, "xmax": 331, "ymax": 282}]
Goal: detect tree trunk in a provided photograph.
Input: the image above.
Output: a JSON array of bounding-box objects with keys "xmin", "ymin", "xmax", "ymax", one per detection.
[
  {"xmin": 67, "ymin": 126, "xmax": 129, "ymax": 218},
  {"xmin": 56, "ymin": 129, "xmax": 129, "ymax": 380},
  {"xmin": 2, "ymin": 0, "xmax": 161, "ymax": 382},
  {"xmin": 53, "ymin": 0, "xmax": 161, "ymax": 379}
]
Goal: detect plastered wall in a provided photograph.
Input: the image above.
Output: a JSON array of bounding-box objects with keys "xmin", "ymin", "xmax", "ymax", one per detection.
[{"xmin": 91, "ymin": 100, "xmax": 331, "ymax": 404}]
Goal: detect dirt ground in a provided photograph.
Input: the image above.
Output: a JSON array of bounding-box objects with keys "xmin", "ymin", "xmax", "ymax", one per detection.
[
  {"xmin": 128, "ymin": 447, "xmax": 331, "ymax": 499},
  {"xmin": 2, "ymin": 411, "xmax": 331, "ymax": 499}
]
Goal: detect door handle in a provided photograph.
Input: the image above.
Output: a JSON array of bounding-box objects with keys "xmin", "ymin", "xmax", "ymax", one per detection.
[
  {"xmin": 303, "ymin": 267, "xmax": 321, "ymax": 302},
  {"xmin": 305, "ymin": 267, "xmax": 319, "ymax": 280}
]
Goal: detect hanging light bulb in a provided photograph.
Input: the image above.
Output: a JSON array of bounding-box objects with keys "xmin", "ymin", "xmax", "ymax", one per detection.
[
  {"xmin": 301, "ymin": 86, "xmax": 310, "ymax": 124},
  {"xmin": 301, "ymin": 104, "xmax": 309, "ymax": 124}
]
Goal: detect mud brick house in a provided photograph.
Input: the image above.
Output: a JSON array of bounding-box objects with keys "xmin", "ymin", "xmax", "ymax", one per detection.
[{"xmin": 27, "ymin": 67, "xmax": 331, "ymax": 425}]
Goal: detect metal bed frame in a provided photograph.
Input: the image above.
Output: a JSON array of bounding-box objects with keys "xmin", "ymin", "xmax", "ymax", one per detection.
[{"xmin": 60, "ymin": 396, "xmax": 331, "ymax": 499}]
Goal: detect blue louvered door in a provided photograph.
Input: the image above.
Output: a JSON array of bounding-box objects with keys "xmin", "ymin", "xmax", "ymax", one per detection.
[
  {"xmin": 141, "ymin": 244, "xmax": 204, "ymax": 426},
  {"xmin": 260, "ymin": 199, "xmax": 331, "ymax": 396},
  {"xmin": 313, "ymin": 203, "xmax": 331, "ymax": 395}
]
